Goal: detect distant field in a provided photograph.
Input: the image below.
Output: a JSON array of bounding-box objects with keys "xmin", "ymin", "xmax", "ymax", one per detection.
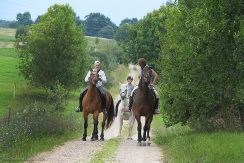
[
  {"xmin": 0, "ymin": 27, "xmax": 116, "ymax": 49},
  {"xmin": 0, "ymin": 28, "xmax": 16, "ymax": 36},
  {"xmin": 0, "ymin": 28, "xmax": 16, "ymax": 48}
]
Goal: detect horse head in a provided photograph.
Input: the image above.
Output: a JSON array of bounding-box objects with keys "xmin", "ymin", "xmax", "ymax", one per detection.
[
  {"xmin": 89, "ymin": 68, "xmax": 99, "ymax": 85},
  {"xmin": 119, "ymin": 84, "xmax": 128, "ymax": 100},
  {"xmin": 141, "ymin": 66, "xmax": 151, "ymax": 85}
]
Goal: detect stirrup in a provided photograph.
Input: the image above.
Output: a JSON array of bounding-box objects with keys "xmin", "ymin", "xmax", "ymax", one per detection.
[
  {"xmin": 103, "ymin": 109, "xmax": 108, "ymax": 115},
  {"xmin": 75, "ymin": 106, "xmax": 81, "ymax": 112},
  {"xmin": 154, "ymin": 109, "xmax": 160, "ymax": 115}
]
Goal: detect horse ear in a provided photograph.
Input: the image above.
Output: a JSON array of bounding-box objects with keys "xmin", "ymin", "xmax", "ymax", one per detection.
[{"xmin": 89, "ymin": 64, "xmax": 93, "ymax": 72}]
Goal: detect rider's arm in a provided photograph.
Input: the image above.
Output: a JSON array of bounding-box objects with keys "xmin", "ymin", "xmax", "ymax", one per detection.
[
  {"xmin": 99, "ymin": 71, "xmax": 107, "ymax": 83},
  {"xmin": 151, "ymin": 69, "xmax": 158, "ymax": 85},
  {"xmin": 85, "ymin": 71, "xmax": 91, "ymax": 82}
]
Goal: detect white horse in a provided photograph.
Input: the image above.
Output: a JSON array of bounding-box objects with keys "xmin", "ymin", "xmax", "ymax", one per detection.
[{"xmin": 115, "ymin": 83, "xmax": 135, "ymax": 139}]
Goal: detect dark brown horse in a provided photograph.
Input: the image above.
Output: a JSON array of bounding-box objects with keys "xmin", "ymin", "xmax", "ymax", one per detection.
[
  {"xmin": 132, "ymin": 66, "xmax": 155, "ymax": 145},
  {"xmin": 81, "ymin": 69, "xmax": 115, "ymax": 141}
]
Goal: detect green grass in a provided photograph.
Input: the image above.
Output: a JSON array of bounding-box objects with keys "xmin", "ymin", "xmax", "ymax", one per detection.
[
  {"xmin": 90, "ymin": 138, "xmax": 122, "ymax": 163},
  {"xmin": 0, "ymin": 48, "xmax": 25, "ymax": 116},
  {"xmin": 0, "ymin": 132, "xmax": 81, "ymax": 162},
  {"xmin": 109, "ymin": 64, "xmax": 129, "ymax": 96},
  {"xmin": 0, "ymin": 35, "xmax": 15, "ymax": 42},
  {"xmin": 0, "ymin": 28, "xmax": 16, "ymax": 48},
  {"xmin": 152, "ymin": 116, "xmax": 244, "ymax": 163}
]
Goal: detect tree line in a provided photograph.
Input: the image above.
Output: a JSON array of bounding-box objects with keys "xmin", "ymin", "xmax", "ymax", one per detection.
[
  {"xmin": 116, "ymin": 0, "xmax": 244, "ymax": 131},
  {"xmin": 1, "ymin": 11, "xmax": 138, "ymax": 39}
]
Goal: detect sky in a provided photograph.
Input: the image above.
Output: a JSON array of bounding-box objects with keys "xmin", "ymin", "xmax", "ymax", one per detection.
[{"xmin": 0, "ymin": 0, "xmax": 167, "ymax": 25}]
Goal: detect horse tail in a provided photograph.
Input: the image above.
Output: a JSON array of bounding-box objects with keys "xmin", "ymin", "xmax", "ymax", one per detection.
[
  {"xmin": 115, "ymin": 100, "xmax": 121, "ymax": 117},
  {"xmin": 106, "ymin": 97, "xmax": 115, "ymax": 129}
]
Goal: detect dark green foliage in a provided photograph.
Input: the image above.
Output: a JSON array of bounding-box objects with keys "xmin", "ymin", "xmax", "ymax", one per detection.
[
  {"xmin": 15, "ymin": 25, "xmax": 29, "ymax": 39},
  {"xmin": 159, "ymin": 0, "xmax": 244, "ymax": 130},
  {"xmin": 118, "ymin": 7, "xmax": 168, "ymax": 66},
  {"xmin": 119, "ymin": 18, "xmax": 138, "ymax": 26},
  {"xmin": 16, "ymin": 4, "xmax": 87, "ymax": 90},
  {"xmin": 98, "ymin": 25, "xmax": 115, "ymax": 39},
  {"xmin": 121, "ymin": 0, "xmax": 243, "ymax": 130},
  {"xmin": 16, "ymin": 12, "xmax": 33, "ymax": 26},
  {"xmin": 115, "ymin": 23, "xmax": 131, "ymax": 45},
  {"xmin": 84, "ymin": 13, "xmax": 117, "ymax": 38}
]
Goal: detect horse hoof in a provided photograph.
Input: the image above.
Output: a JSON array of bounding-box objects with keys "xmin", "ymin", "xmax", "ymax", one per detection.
[
  {"xmin": 91, "ymin": 137, "xmax": 95, "ymax": 141},
  {"xmin": 137, "ymin": 142, "xmax": 142, "ymax": 146},
  {"xmin": 142, "ymin": 141, "xmax": 146, "ymax": 146},
  {"xmin": 147, "ymin": 142, "xmax": 151, "ymax": 146},
  {"xmin": 100, "ymin": 137, "xmax": 104, "ymax": 141},
  {"xmin": 82, "ymin": 137, "xmax": 86, "ymax": 141}
]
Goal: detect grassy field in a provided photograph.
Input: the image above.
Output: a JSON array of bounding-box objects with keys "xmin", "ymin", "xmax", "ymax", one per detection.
[
  {"xmin": 152, "ymin": 116, "xmax": 244, "ymax": 163},
  {"xmin": 0, "ymin": 48, "xmax": 26, "ymax": 116},
  {"xmin": 0, "ymin": 28, "xmax": 15, "ymax": 48}
]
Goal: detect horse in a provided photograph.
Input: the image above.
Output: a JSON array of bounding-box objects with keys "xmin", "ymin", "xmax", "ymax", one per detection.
[
  {"xmin": 115, "ymin": 83, "xmax": 135, "ymax": 139},
  {"xmin": 131, "ymin": 66, "xmax": 155, "ymax": 145},
  {"xmin": 81, "ymin": 69, "xmax": 115, "ymax": 141}
]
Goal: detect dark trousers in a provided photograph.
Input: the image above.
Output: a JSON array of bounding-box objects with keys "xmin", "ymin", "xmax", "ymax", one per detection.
[{"xmin": 128, "ymin": 88, "xmax": 159, "ymax": 111}]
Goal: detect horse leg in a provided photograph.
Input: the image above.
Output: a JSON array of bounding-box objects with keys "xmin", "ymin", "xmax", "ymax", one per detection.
[
  {"xmin": 91, "ymin": 112, "xmax": 99, "ymax": 141},
  {"xmin": 142, "ymin": 116, "xmax": 149, "ymax": 145},
  {"xmin": 146, "ymin": 115, "xmax": 153, "ymax": 145},
  {"xmin": 100, "ymin": 114, "xmax": 107, "ymax": 141},
  {"xmin": 82, "ymin": 112, "xmax": 88, "ymax": 141},
  {"xmin": 118, "ymin": 116, "xmax": 123, "ymax": 137},
  {"xmin": 128, "ymin": 113, "xmax": 135, "ymax": 139},
  {"xmin": 135, "ymin": 114, "xmax": 142, "ymax": 143}
]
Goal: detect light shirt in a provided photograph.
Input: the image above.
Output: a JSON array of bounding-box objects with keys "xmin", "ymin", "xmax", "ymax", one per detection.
[
  {"xmin": 85, "ymin": 69, "xmax": 107, "ymax": 87},
  {"xmin": 126, "ymin": 83, "xmax": 134, "ymax": 96}
]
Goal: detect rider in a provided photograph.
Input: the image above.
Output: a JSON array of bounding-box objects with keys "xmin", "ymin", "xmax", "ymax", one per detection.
[
  {"xmin": 116, "ymin": 76, "xmax": 135, "ymax": 111},
  {"xmin": 129, "ymin": 58, "xmax": 160, "ymax": 114},
  {"xmin": 75, "ymin": 60, "xmax": 107, "ymax": 114},
  {"xmin": 126, "ymin": 76, "xmax": 135, "ymax": 97}
]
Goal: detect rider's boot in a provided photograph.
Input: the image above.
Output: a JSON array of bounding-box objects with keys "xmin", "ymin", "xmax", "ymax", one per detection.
[
  {"xmin": 154, "ymin": 98, "xmax": 160, "ymax": 115},
  {"xmin": 75, "ymin": 88, "xmax": 88, "ymax": 112},
  {"xmin": 128, "ymin": 96, "xmax": 133, "ymax": 111}
]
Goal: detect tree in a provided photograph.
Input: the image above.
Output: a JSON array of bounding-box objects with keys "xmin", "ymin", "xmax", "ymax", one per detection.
[
  {"xmin": 84, "ymin": 13, "xmax": 117, "ymax": 38},
  {"xmin": 17, "ymin": 4, "xmax": 87, "ymax": 90},
  {"xmin": 115, "ymin": 23, "xmax": 131, "ymax": 45},
  {"xmin": 16, "ymin": 12, "xmax": 33, "ymax": 26},
  {"xmin": 98, "ymin": 25, "xmax": 115, "ymax": 39},
  {"xmin": 119, "ymin": 18, "xmax": 138, "ymax": 26},
  {"xmin": 159, "ymin": 0, "xmax": 244, "ymax": 130}
]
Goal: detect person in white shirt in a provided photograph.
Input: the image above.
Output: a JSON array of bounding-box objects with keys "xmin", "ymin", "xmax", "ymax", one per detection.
[{"xmin": 76, "ymin": 61, "xmax": 107, "ymax": 113}]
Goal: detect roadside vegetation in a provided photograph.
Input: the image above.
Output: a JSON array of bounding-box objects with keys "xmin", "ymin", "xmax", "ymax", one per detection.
[{"xmin": 0, "ymin": 4, "xmax": 128, "ymax": 162}]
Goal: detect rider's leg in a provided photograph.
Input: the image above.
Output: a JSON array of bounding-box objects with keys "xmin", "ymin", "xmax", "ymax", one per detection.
[
  {"xmin": 129, "ymin": 86, "xmax": 138, "ymax": 111},
  {"xmin": 97, "ymin": 86, "xmax": 107, "ymax": 114},
  {"xmin": 76, "ymin": 87, "xmax": 88, "ymax": 112},
  {"xmin": 151, "ymin": 86, "xmax": 160, "ymax": 114}
]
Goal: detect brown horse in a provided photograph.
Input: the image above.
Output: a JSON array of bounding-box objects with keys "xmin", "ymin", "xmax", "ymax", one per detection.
[
  {"xmin": 132, "ymin": 66, "xmax": 155, "ymax": 145},
  {"xmin": 81, "ymin": 69, "xmax": 115, "ymax": 141}
]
